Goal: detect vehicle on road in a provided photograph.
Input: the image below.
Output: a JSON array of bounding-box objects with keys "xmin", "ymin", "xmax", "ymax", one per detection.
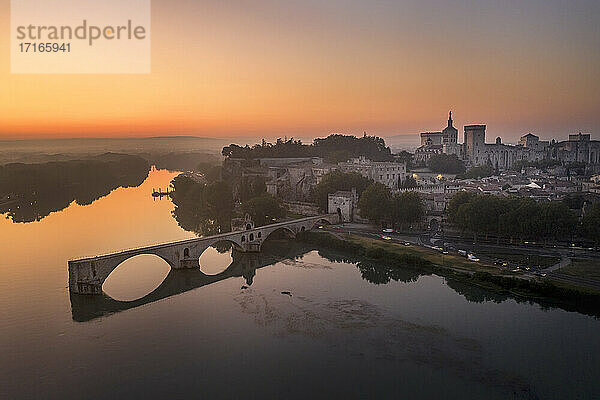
[
  {"xmin": 381, "ymin": 235, "xmax": 392, "ymax": 240},
  {"xmin": 458, "ymin": 250, "xmax": 467, "ymax": 256},
  {"xmin": 383, "ymin": 229, "xmax": 394, "ymax": 233}
]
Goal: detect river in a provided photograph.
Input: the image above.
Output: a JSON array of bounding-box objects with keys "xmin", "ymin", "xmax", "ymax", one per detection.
[{"xmin": 0, "ymin": 168, "xmax": 598, "ymax": 399}]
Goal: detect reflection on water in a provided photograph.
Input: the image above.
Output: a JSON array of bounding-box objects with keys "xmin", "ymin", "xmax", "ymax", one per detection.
[
  {"xmin": 1, "ymin": 168, "xmax": 599, "ymax": 400},
  {"xmin": 0, "ymin": 153, "xmax": 149, "ymax": 223},
  {"xmin": 199, "ymin": 243, "xmax": 234, "ymax": 275},
  {"xmin": 102, "ymin": 254, "xmax": 172, "ymax": 301}
]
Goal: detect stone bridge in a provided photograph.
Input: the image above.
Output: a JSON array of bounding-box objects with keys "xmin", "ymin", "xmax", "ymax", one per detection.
[
  {"xmin": 70, "ymin": 246, "xmax": 309, "ymax": 322},
  {"xmin": 68, "ymin": 214, "xmax": 338, "ymax": 295}
]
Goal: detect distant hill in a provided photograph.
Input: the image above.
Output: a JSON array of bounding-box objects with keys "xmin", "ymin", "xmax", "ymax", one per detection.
[{"xmin": 385, "ymin": 134, "xmax": 420, "ymax": 152}]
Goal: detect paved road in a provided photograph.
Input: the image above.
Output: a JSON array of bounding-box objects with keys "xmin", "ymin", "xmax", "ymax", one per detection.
[{"xmin": 321, "ymin": 223, "xmax": 600, "ymax": 291}]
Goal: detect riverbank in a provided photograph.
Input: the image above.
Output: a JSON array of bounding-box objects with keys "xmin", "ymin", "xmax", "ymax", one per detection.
[{"xmin": 298, "ymin": 231, "xmax": 600, "ymax": 317}]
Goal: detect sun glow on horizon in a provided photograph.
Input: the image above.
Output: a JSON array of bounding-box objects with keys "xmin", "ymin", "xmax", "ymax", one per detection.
[{"xmin": 1, "ymin": 0, "xmax": 599, "ymax": 141}]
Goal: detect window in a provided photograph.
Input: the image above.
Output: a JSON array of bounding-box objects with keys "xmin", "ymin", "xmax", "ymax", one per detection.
[{"xmin": 241, "ymin": 236, "xmax": 246, "ymax": 242}]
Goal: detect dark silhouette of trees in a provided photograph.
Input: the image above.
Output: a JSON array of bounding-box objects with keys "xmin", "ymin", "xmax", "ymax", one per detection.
[
  {"xmin": 582, "ymin": 203, "xmax": 600, "ymax": 244},
  {"xmin": 427, "ymin": 154, "xmax": 466, "ymax": 174},
  {"xmin": 447, "ymin": 192, "xmax": 580, "ymax": 242},
  {"xmin": 171, "ymin": 176, "xmax": 233, "ymax": 236},
  {"xmin": 241, "ymin": 194, "xmax": 286, "ymax": 226},
  {"xmin": 399, "ymin": 175, "xmax": 418, "ymax": 189},
  {"xmin": 0, "ymin": 153, "xmax": 149, "ymax": 223},
  {"xmin": 459, "ymin": 164, "xmax": 495, "ymax": 179},
  {"xmin": 391, "ymin": 191, "xmax": 424, "ymax": 228},
  {"xmin": 358, "ymin": 182, "xmax": 392, "ymax": 223},
  {"xmin": 357, "ymin": 183, "xmax": 423, "ymax": 227},
  {"xmin": 394, "ymin": 151, "xmax": 414, "ymax": 170},
  {"xmin": 222, "ymin": 134, "xmax": 393, "ymax": 162}
]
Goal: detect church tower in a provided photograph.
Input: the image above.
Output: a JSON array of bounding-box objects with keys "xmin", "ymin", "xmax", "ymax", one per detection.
[{"xmin": 442, "ymin": 111, "xmax": 458, "ymax": 145}]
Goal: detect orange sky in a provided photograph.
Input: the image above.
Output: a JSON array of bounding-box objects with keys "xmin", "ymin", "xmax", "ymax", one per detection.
[{"xmin": 1, "ymin": 0, "xmax": 599, "ymax": 141}]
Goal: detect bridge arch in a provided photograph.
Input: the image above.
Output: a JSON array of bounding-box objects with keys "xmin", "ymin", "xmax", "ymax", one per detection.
[
  {"xmin": 262, "ymin": 226, "xmax": 296, "ymax": 244},
  {"xmin": 198, "ymin": 241, "xmax": 235, "ymax": 275},
  {"xmin": 103, "ymin": 254, "xmax": 171, "ymax": 301}
]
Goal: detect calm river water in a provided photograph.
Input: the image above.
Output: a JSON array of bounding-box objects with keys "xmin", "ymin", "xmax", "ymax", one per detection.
[{"xmin": 1, "ymin": 168, "xmax": 599, "ymax": 399}]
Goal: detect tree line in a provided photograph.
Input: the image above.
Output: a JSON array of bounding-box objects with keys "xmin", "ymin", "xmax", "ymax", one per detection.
[
  {"xmin": 0, "ymin": 153, "xmax": 149, "ymax": 223},
  {"xmin": 222, "ymin": 134, "xmax": 393, "ymax": 162},
  {"xmin": 447, "ymin": 192, "xmax": 600, "ymax": 244}
]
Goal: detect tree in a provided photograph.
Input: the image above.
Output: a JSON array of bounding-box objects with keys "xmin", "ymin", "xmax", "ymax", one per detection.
[
  {"xmin": 312, "ymin": 170, "xmax": 371, "ymax": 211},
  {"xmin": 358, "ymin": 183, "xmax": 392, "ymax": 223},
  {"xmin": 399, "ymin": 175, "xmax": 418, "ymax": 189},
  {"xmin": 447, "ymin": 191, "xmax": 476, "ymax": 225},
  {"xmin": 171, "ymin": 175, "xmax": 234, "ymax": 236},
  {"xmin": 391, "ymin": 191, "xmax": 423, "ymax": 228},
  {"xmin": 242, "ymin": 194, "xmax": 286, "ymax": 226},
  {"xmin": 394, "ymin": 151, "xmax": 414, "ymax": 169},
  {"xmin": 582, "ymin": 203, "xmax": 600, "ymax": 244},
  {"xmin": 222, "ymin": 133, "xmax": 393, "ymax": 161},
  {"xmin": 460, "ymin": 165, "xmax": 495, "ymax": 179},
  {"xmin": 427, "ymin": 154, "xmax": 466, "ymax": 174}
]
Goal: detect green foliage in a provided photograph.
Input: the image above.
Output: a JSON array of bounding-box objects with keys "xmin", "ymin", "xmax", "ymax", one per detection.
[
  {"xmin": 312, "ymin": 170, "xmax": 371, "ymax": 211},
  {"xmin": 353, "ymin": 182, "xmax": 424, "ymax": 226},
  {"xmin": 427, "ymin": 154, "xmax": 466, "ymax": 174},
  {"xmin": 358, "ymin": 182, "xmax": 392, "ymax": 223},
  {"xmin": 238, "ymin": 176, "xmax": 267, "ymax": 203},
  {"xmin": 241, "ymin": 194, "xmax": 286, "ymax": 226},
  {"xmin": 447, "ymin": 192, "xmax": 580, "ymax": 241},
  {"xmin": 391, "ymin": 191, "xmax": 424, "ymax": 226},
  {"xmin": 365, "ymin": 246, "xmax": 385, "ymax": 259},
  {"xmin": 196, "ymin": 163, "xmax": 222, "ymax": 182},
  {"xmin": 459, "ymin": 164, "xmax": 495, "ymax": 179},
  {"xmin": 582, "ymin": 203, "xmax": 600, "ymax": 243},
  {"xmin": 394, "ymin": 151, "xmax": 414, "ymax": 170},
  {"xmin": 446, "ymin": 191, "xmax": 476, "ymax": 225},
  {"xmin": 222, "ymin": 134, "xmax": 393, "ymax": 162},
  {"xmin": 171, "ymin": 175, "xmax": 234, "ymax": 236},
  {"xmin": 563, "ymin": 194, "xmax": 585, "ymax": 210},
  {"xmin": 399, "ymin": 175, "xmax": 418, "ymax": 189}
]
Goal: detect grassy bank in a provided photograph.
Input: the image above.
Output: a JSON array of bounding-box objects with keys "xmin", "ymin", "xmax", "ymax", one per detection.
[
  {"xmin": 559, "ymin": 258, "xmax": 600, "ymax": 280},
  {"xmin": 298, "ymin": 231, "xmax": 600, "ymax": 317}
]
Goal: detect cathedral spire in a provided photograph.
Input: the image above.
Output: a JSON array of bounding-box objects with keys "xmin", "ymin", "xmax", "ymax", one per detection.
[{"xmin": 448, "ymin": 111, "xmax": 453, "ymax": 127}]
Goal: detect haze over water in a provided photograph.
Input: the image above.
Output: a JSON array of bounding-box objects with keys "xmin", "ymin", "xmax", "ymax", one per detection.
[{"xmin": 1, "ymin": 168, "xmax": 599, "ymax": 399}]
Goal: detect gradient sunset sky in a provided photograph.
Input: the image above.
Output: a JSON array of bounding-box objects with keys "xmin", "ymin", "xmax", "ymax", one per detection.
[{"xmin": 1, "ymin": 0, "xmax": 599, "ymax": 141}]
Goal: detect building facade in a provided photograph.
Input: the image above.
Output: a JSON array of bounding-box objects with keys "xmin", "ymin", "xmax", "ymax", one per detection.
[
  {"xmin": 338, "ymin": 156, "xmax": 407, "ymax": 190},
  {"xmin": 416, "ymin": 112, "xmax": 600, "ymax": 170}
]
